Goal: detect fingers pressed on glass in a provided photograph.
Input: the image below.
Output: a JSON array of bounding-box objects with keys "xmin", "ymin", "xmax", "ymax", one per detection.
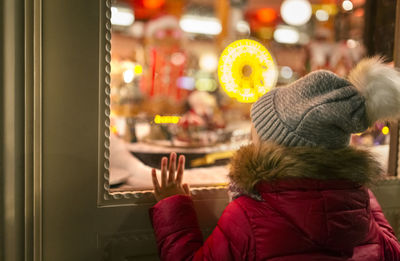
[
  {"xmin": 161, "ymin": 157, "xmax": 168, "ymax": 187},
  {"xmin": 183, "ymin": 183, "xmax": 190, "ymax": 195},
  {"xmin": 168, "ymin": 152, "xmax": 176, "ymax": 183},
  {"xmin": 151, "ymin": 168, "xmax": 160, "ymax": 192},
  {"xmin": 176, "ymin": 155, "xmax": 185, "ymax": 184}
]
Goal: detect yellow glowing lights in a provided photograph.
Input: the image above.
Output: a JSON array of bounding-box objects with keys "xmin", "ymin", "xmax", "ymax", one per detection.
[
  {"xmin": 154, "ymin": 115, "xmax": 181, "ymax": 124},
  {"xmin": 134, "ymin": 64, "xmax": 143, "ymax": 75},
  {"xmin": 382, "ymin": 126, "xmax": 389, "ymax": 135},
  {"xmin": 218, "ymin": 39, "xmax": 278, "ymax": 103},
  {"xmin": 111, "ymin": 125, "xmax": 118, "ymax": 134},
  {"xmin": 312, "ymin": 4, "xmax": 338, "ymax": 16}
]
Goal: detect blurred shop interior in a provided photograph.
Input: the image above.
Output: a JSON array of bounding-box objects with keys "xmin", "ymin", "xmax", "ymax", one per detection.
[{"xmin": 109, "ymin": 0, "xmax": 397, "ymax": 191}]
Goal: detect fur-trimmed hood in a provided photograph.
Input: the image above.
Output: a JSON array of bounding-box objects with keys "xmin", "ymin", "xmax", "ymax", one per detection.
[{"xmin": 229, "ymin": 142, "xmax": 382, "ymax": 196}]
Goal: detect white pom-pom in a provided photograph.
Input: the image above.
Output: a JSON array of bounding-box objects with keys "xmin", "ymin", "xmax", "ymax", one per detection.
[{"xmin": 348, "ymin": 57, "xmax": 400, "ymax": 125}]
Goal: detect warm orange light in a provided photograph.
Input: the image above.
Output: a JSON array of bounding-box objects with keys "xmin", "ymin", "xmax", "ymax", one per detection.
[
  {"xmin": 354, "ymin": 8, "xmax": 364, "ymax": 17},
  {"xmin": 352, "ymin": 0, "xmax": 365, "ymax": 6},
  {"xmin": 312, "ymin": 4, "xmax": 338, "ymax": 15},
  {"xmin": 256, "ymin": 8, "xmax": 277, "ymax": 23},
  {"xmin": 143, "ymin": 0, "xmax": 165, "ymax": 9}
]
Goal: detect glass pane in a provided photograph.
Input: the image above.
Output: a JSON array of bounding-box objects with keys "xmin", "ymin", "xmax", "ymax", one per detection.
[{"xmin": 109, "ymin": 0, "xmax": 394, "ymax": 192}]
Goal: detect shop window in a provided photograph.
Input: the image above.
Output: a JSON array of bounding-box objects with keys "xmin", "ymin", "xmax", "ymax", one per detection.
[{"xmin": 106, "ymin": 0, "xmax": 396, "ymax": 194}]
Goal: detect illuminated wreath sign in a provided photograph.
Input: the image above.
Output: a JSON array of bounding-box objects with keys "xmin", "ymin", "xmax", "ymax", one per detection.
[{"xmin": 218, "ymin": 39, "xmax": 278, "ymax": 103}]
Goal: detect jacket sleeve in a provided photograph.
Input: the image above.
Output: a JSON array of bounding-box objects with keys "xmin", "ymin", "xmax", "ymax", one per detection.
[
  {"xmin": 368, "ymin": 189, "xmax": 400, "ymax": 261},
  {"xmin": 149, "ymin": 195, "xmax": 254, "ymax": 261}
]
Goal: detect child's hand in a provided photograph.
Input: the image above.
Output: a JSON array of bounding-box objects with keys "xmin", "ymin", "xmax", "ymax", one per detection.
[{"xmin": 151, "ymin": 152, "xmax": 190, "ymax": 202}]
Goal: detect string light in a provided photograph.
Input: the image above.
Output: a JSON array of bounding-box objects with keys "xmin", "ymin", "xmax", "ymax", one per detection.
[
  {"xmin": 179, "ymin": 15, "xmax": 222, "ymax": 35},
  {"xmin": 123, "ymin": 69, "xmax": 135, "ymax": 83},
  {"xmin": 134, "ymin": 64, "xmax": 143, "ymax": 75},
  {"xmin": 111, "ymin": 5, "xmax": 134, "ymax": 26},
  {"xmin": 342, "ymin": 0, "xmax": 353, "ymax": 11},
  {"xmin": 154, "ymin": 115, "xmax": 181, "ymax": 124},
  {"xmin": 274, "ymin": 25, "xmax": 300, "ymax": 44},
  {"xmin": 382, "ymin": 126, "xmax": 389, "ymax": 135},
  {"xmin": 315, "ymin": 9, "xmax": 329, "ymax": 21},
  {"xmin": 280, "ymin": 0, "xmax": 312, "ymax": 26},
  {"xmin": 199, "ymin": 54, "xmax": 218, "ymax": 72}
]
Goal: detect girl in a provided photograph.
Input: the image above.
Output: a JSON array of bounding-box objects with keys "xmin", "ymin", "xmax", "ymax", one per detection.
[{"xmin": 149, "ymin": 57, "xmax": 400, "ymax": 260}]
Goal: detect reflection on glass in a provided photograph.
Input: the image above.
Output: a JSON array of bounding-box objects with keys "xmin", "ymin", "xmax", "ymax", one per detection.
[{"xmin": 109, "ymin": 0, "xmax": 391, "ymax": 192}]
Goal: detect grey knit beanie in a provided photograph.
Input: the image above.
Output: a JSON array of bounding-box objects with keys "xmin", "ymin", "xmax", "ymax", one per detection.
[{"xmin": 250, "ymin": 57, "xmax": 400, "ymax": 148}]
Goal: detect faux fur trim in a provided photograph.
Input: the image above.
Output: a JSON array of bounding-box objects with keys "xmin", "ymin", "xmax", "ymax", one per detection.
[
  {"xmin": 228, "ymin": 142, "xmax": 382, "ymax": 195},
  {"xmin": 348, "ymin": 56, "xmax": 400, "ymax": 125}
]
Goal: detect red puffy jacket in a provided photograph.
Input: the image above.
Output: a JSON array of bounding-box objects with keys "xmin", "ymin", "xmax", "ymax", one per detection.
[{"xmin": 150, "ymin": 143, "xmax": 400, "ymax": 260}]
